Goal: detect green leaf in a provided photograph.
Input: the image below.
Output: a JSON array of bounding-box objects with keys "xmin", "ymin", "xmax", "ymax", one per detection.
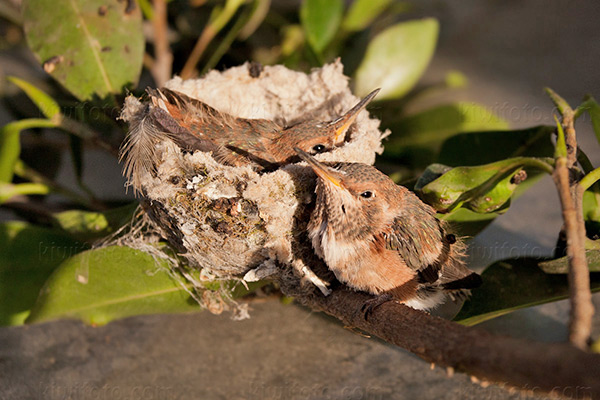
[
  {"xmin": 384, "ymin": 103, "xmax": 509, "ymax": 153},
  {"xmin": 7, "ymin": 76, "xmax": 61, "ymax": 119},
  {"xmin": 342, "ymin": 0, "xmax": 393, "ymax": 32},
  {"xmin": 26, "ymin": 246, "xmax": 259, "ymax": 325},
  {"xmin": 26, "ymin": 246, "xmax": 196, "ymax": 325},
  {"xmin": 544, "ymin": 87, "xmax": 572, "ymax": 116},
  {"xmin": 53, "ymin": 203, "xmax": 138, "ymax": 241},
  {"xmin": 415, "ymin": 157, "xmax": 553, "ymax": 213},
  {"xmin": 22, "ymin": 0, "xmax": 144, "ymax": 101},
  {"xmin": 554, "ymin": 115, "xmax": 567, "ymax": 159},
  {"xmin": 454, "ymin": 258, "xmax": 600, "ymax": 326},
  {"xmin": 539, "ymin": 250, "xmax": 600, "ymax": 274},
  {"xmin": 583, "ymin": 190, "xmax": 600, "ymax": 223},
  {"xmin": 0, "ymin": 222, "xmax": 88, "ymax": 326},
  {"xmin": 354, "ymin": 18, "xmax": 438, "ymax": 99},
  {"xmin": 300, "ymin": 0, "xmax": 343, "ymax": 54},
  {"xmin": 583, "ymin": 97, "xmax": 600, "ymax": 145},
  {"xmin": 0, "ymin": 119, "xmax": 58, "ymax": 183},
  {"xmin": 438, "ymin": 126, "xmax": 555, "ymax": 167},
  {"xmin": 439, "ymin": 208, "xmax": 497, "ymax": 237}
]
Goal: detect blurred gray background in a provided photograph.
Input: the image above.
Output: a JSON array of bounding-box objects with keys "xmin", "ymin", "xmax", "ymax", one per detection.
[{"xmin": 1, "ymin": 1, "xmax": 599, "ymax": 399}]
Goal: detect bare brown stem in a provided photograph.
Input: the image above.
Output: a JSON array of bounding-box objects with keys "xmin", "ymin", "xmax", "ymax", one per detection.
[
  {"xmin": 288, "ymin": 285, "xmax": 600, "ymax": 397},
  {"xmin": 180, "ymin": 26, "xmax": 216, "ymax": 79},
  {"xmin": 150, "ymin": 0, "xmax": 173, "ymax": 86},
  {"xmin": 552, "ymin": 106, "xmax": 594, "ymax": 349},
  {"xmin": 562, "ymin": 109, "xmax": 578, "ymax": 168}
]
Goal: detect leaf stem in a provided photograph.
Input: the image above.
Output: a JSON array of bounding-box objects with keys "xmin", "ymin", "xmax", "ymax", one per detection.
[
  {"xmin": 580, "ymin": 167, "xmax": 600, "ymax": 193},
  {"xmin": 14, "ymin": 161, "xmax": 105, "ymax": 210},
  {"xmin": 180, "ymin": 0, "xmax": 244, "ymax": 79},
  {"xmin": 0, "ymin": 182, "xmax": 50, "ymax": 204}
]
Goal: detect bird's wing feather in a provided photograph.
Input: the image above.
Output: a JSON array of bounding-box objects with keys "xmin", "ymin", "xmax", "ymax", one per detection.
[{"xmin": 385, "ymin": 216, "xmax": 482, "ymax": 289}]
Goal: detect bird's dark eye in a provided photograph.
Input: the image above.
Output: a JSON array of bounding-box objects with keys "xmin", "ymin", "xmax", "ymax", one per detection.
[
  {"xmin": 312, "ymin": 144, "xmax": 326, "ymax": 153},
  {"xmin": 360, "ymin": 191, "xmax": 374, "ymax": 199}
]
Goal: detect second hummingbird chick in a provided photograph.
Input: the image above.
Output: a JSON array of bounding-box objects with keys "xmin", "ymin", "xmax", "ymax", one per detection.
[
  {"xmin": 295, "ymin": 148, "xmax": 482, "ymax": 313},
  {"xmin": 150, "ymin": 88, "xmax": 380, "ymax": 170}
]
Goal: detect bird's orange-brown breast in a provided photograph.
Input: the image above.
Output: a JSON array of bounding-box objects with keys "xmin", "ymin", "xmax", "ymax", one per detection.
[{"xmin": 328, "ymin": 233, "xmax": 418, "ymax": 300}]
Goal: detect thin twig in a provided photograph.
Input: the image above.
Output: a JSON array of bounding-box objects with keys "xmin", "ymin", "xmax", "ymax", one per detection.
[
  {"xmin": 553, "ymin": 160, "xmax": 593, "ymax": 349},
  {"xmin": 180, "ymin": 25, "xmax": 216, "ymax": 79},
  {"xmin": 180, "ymin": 0, "xmax": 244, "ymax": 79},
  {"xmin": 286, "ymin": 284, "xmax": 600, "ymax": 396},
  {"xmin": 150, "ymin": 0, "xmax": 172, "ymax": 86},
  {"xmin": 548, "ymin": 96, "xmax": 595, "ymax": 349}
]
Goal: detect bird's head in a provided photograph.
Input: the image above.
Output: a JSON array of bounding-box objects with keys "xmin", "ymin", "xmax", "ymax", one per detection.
[{"xmin": 295, "ymin": 147, "xmax": 409, "ymax": 241}]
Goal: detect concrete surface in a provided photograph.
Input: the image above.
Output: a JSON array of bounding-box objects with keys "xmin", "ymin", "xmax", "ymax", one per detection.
[{"xmin": 1, "ymin": 1, "xmax": 600, "ymax": 399}]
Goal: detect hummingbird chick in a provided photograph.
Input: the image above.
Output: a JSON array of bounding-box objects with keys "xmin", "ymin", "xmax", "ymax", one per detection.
[
  {"xmin": 148, "ymin": 87, "xmax": 380, "ymax": 170},
  {"xmin": 295, "ymin": 149, "xmax": 482, "ymax": 314}
]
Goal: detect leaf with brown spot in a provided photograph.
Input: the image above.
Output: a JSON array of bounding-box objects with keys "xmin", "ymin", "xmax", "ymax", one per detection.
[{"xmin": 22, "ymin": 0, "xmax": 144, "ymax": 101}]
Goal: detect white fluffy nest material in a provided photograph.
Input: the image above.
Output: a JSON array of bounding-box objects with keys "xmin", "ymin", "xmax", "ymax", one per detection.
[{"xmin": 120, "ymin": 60, "xmax": 388, "ymax": 306}]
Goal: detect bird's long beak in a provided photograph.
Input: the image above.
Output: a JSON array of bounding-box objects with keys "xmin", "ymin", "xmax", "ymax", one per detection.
[
  {"xmin": 329, "ymin": 88, "xmax": 380, "ymax": 143},
  {"xmin": 294, "ymin": 148, "xmax": 343, "ymax": 188}
]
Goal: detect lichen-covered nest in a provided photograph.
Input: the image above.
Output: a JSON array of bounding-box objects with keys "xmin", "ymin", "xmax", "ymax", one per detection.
[{"xmin": 119, "ymin": 61, "xmax": 388, "ymax": 311}]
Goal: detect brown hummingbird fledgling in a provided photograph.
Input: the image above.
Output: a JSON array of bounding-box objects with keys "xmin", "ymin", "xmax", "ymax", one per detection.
[
  {"xmin": 148, "ymin": 87, "xmax": 380, "ymax": 170},
  {"xmin": 295, "ymin": 148, "xmax": 482, "ymax": 313}
]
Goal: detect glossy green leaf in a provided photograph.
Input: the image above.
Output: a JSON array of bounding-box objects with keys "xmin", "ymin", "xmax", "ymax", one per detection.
[
  {"xmin": 538, "ymin": 250, "xmax": 600, "ymax": 274},
  {"xmin": 22, "ymin": 0, "xmax": 144, "ymax": 101},
  {"xmin": 342, "ymin": 0, "xmax": 392, "ymax": 32},
  {"xmin": 415, "ymin": 157, "xmax": 553, "ymax": 213},
  {"xmin": 0, "ymin": 119, "xmax": 57, "ymax": 183},
  {"xmin": 384, "ymin": 103, "xmax": 509, "ymax": 154},
  {"xmin": 53, "ymin": 203, "xmax": 138, "ymax": 241},
  {"xmin": 354, "ymin": 19, "xmax": 438, "ymax": 99},
  {"xmin": 431, "ymin": 127, "xmax": 555, "ymax": 235},
  {"xmin": 454, "ymin": 258, "xmax": 600, "ymax": 326},
  {"xmin": 26, "ymin": 246, "xmax": 258, "ymax": 325},
  {"xmin": 7, "ymin": 76, "xmax": 61, "ymax": 119},
  {"xmin": 26, "ymin": 246, "xmax": 197, "ymax": 325},
  {"xmin": 0, "ymin": 222, "xmax": 88, "ymax": 326},
  {"xmin": 438, "ymin": 126, "xmax": 555, "ymax": 167},
  {"xmin": 300, "ymin": 0, "xmax": 343, "ymax": 54}
]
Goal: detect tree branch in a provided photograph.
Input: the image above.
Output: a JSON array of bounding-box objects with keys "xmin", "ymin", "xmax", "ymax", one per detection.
[
  {"xmin": 553, "ymin": 159, "xmax": 594, "ymax": 348},
  {"xmin": 290, "ymin": 285, "xmax": 600, "ymax": 397},
  {"xmin": 547, "ymin": 93, "xmax": 595, "ymax": 349}
]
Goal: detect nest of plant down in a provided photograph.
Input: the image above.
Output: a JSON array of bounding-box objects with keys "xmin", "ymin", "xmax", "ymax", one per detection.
[{"xmin": 119, "ymin": 60, "xmax": 389, "ymax": 315}]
